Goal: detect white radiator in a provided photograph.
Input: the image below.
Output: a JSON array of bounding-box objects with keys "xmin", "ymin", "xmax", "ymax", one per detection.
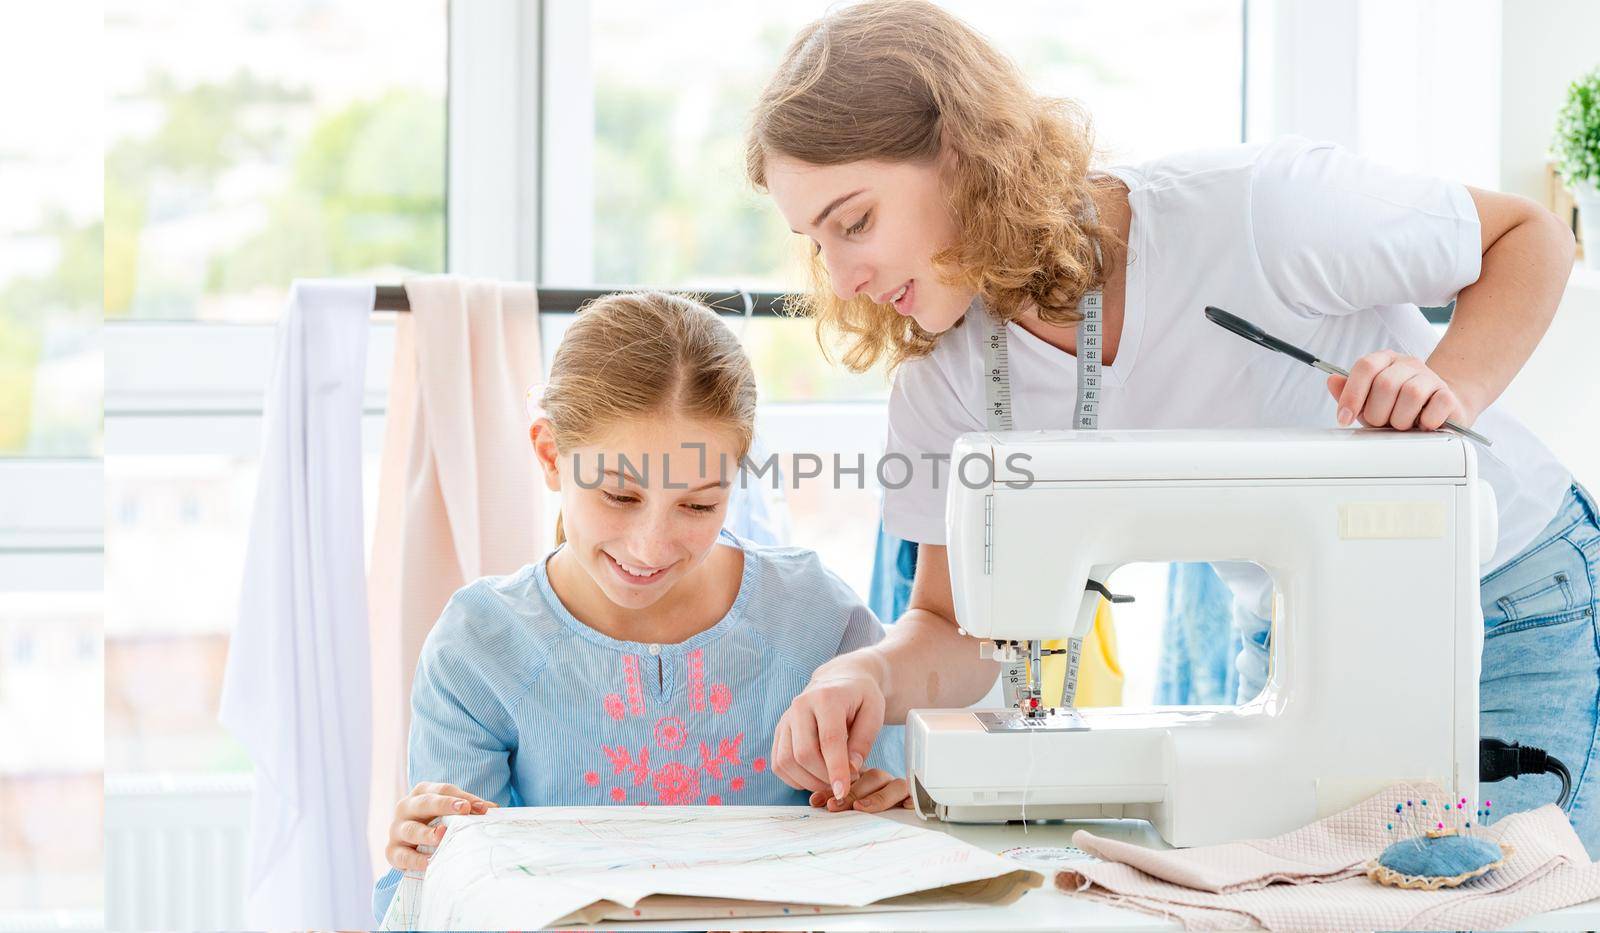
[{"xmin": 104, "ymin": 774, "xmax": 253, "ymax": 932}]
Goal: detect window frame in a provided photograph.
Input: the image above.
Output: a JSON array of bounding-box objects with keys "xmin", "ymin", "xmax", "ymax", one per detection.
[
  {"xmin": 101, "ymin": 0, "xmax": 1268, "ymax": 430},
  {"xmin": 0, "ymin": 460, "xmax": 101, "ymax": 592},
  {"xmin": 97, "ymin": 0, "xmax": 1266, "ymax": 624},
  {"xmin": 537, "ymin": 0, "xmax": 1260, "ymax": 288}
]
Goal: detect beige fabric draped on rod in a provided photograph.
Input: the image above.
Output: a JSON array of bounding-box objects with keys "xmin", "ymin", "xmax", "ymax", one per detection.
[{"xmin": 365, "ymin": 276, "xmax": 545, "ymax": 872}]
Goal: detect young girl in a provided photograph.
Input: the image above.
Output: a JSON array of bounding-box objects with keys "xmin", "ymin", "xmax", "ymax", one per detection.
[
  {"xmin": 373, "ymin": 291, "xmax": 908, "ymax": 920},
  {"xmin": 746, "ymin": 0, "xmax": 1595, "ymax": 853}
]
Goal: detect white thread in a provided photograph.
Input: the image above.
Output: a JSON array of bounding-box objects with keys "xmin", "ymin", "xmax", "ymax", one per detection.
[{"xmin": 1020, "ymin": 721, "xmax": 1039, "ymax": 833}]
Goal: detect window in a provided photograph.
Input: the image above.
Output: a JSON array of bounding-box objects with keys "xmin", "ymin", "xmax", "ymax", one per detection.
[
  {"xmin": 542, "ymin": 0, "xmax": 1244, "ymax": 293},
  {"xmin": 0, "ymin": 8, "xmax": 105, "ymax": 919},
  {"xmin": 103, "ymin": 318, "xmax": 393, "ymax": 779},
  {"xmin": 105, "ymin": 450, "xmax": 383, "ymax": 776},
  {"xmin": 0, "ymin": 472, "xmax": 102, "ymax": 925},
  {"xmin": 0, "ymin": 593, "xmax": 102, "ymax": 922},
  {"xmin": 539, "ymin": 0, "xmax": 1247, "ymax": 598},
  {"xmin": 1, "ymin": 3, "xmax": 102, "ymax": 458},
  {"xmin": 100, "ymin": 0, "xmax": 447, "ymax": 788},
  {"xmin": 104, "ymin": 0, "xmax": 448, "ymax": 322}
]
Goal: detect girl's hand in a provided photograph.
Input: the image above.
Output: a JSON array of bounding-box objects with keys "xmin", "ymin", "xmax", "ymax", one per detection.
[
  {"xmin": 808, "ymin": 768, "xmax": 914, "ymax": 813},
  {"xmin": 385, "ymin": 781, "xmax": 497, "ymax": 873},
  {"xmin": 771, "ymin": 668, "xmax": 887, "ymax": 802},
  {"xmin": 1327, "ymin": 350, "xmax": 1477, "ymax": 432}
]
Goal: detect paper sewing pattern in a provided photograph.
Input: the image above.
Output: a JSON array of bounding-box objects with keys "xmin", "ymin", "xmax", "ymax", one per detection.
[{"xmin": 379, "ymin": 806, "xmax": 1044, "ymax": 930}]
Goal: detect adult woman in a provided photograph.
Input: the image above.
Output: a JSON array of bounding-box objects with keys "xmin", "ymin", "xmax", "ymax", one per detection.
[{"xmin": 745, "ymin": 0, "xmax": 1594, "ymax": 850}]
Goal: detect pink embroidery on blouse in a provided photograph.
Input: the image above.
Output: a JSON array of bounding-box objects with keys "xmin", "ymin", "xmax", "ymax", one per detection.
[
  {"xmin": 623, "ymin": 655, "xmax": 646, "ymax": 717},
  {"xmin": 653, "ymin": 761, "xmax": 701, "ymax": 805},
  {"xmin": 697, "ymin": 733, "xmax": 744, "ymax": 780},
  {"xmin": 654, "ymin": 716, "xmax": 687, "ymax": 751},
  {"xmin": 601, "ymin": 744, "xmax": 651, "ymax": 786},
  {"xmin": 594, "ymin": 651, "xmax": 754, "ymax": 806},
  {"xmin": 698, "ymin": 742, "xmax": 724, "ymax": 779},
  {"xmin": 687, "ymin": 648, "xmax": 706, "ymax": 713}
]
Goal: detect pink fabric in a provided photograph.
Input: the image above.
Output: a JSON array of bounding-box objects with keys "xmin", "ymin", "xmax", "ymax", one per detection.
[
  {"xmin": 1057, "ymin": 783, "xmax": 1600, "ymax": 931},
  {"xmin": 366, "ymin": 277, "xmax": 544, "ymax": 871}
]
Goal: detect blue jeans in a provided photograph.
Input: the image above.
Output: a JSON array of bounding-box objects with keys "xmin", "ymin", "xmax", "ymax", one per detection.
[
  {"xmin": 1235, "ymin": 483, "xmax": 1600, "ymax": 855},
  {"xmin": 1479, "ymin": 482, "xmax": 1600, "ymax": 854}
]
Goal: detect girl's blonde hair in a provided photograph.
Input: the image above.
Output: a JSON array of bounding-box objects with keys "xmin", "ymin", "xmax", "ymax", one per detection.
[
  {"xmin": 746, "ymin": 0, "xmax": 1115, "ymax": 373},
  {"xmin": 538, "ymin": 291, "xmax": 757, "ymax": 545}
]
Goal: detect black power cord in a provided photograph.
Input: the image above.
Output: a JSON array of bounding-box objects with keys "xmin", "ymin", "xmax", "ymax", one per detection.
[{"xmin": 1480, "ymin": 737, "xmax": 1574, "ymax": 809}]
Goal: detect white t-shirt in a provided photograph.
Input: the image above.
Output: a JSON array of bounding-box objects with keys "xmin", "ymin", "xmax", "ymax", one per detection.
[{"xmin": 882, "ymin": 135, "xmax": 1570, "ymax": 573}]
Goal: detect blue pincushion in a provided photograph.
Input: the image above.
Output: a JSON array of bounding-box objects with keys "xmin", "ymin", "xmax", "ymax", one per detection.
[{"xmin": 1367, "ymin": 831, "xmax": 1509, "ymax": 890}]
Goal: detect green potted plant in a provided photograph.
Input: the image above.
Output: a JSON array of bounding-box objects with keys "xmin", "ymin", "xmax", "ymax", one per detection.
[{"xmin": 1553, "ymin": 64, "xmax": 1600, "ymax": 269}]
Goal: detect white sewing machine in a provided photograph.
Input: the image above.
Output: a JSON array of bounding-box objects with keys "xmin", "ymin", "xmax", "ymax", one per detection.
[{"xmin": 907, "ymin": 429, "xmax": 1493, "ymax": 847}]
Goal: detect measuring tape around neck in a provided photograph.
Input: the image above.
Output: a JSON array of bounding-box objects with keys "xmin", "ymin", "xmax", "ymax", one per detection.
[
  {"xmin": 982, "ymin": 207, "xmax": 1106, "ymax": 433},
  {"xmin": 982, "ymin": 204, "xmax": 1105, "ymax": 711}
]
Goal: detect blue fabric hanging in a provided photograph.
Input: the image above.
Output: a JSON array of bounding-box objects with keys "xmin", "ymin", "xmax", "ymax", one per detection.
[
  {"xmin": 868, "ymin": 521, "xmax": 919, "ymax": 625},
  {"xmin": 1157, "ymin": 562, "xmax": 1241, "ymax": 705}
]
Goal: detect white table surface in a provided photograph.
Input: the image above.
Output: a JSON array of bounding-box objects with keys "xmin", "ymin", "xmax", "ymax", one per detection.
[{"xmin": 580, "ymin": 809, "xmax": 1600, "ymax": 931}]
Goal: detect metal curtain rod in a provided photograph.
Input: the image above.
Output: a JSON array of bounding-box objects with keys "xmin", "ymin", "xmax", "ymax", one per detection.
[
  {"xmin": 373, "ymin": 284, "xmax": 1460, "ymax": 326},
  {"xmin": 374, "ymin": 284, "xmax": 793, "ymax": 316}
]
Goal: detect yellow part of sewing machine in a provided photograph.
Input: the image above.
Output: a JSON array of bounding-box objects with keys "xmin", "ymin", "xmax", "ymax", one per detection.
[{"xmin": 1043, "ymin": 597, "xmax": 1121, "ymax": 708}]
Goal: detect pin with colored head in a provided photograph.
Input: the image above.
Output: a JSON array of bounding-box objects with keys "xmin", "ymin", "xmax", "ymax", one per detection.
[{"xmin": 1369, "ymin": 787, "xmax": 1508, "ymax": 888}]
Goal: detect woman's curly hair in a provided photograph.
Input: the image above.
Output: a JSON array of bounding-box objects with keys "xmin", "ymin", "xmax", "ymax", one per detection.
[{"xmin": 746, "ymin": 0, "xmax": 1118, "ymax": 373}]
